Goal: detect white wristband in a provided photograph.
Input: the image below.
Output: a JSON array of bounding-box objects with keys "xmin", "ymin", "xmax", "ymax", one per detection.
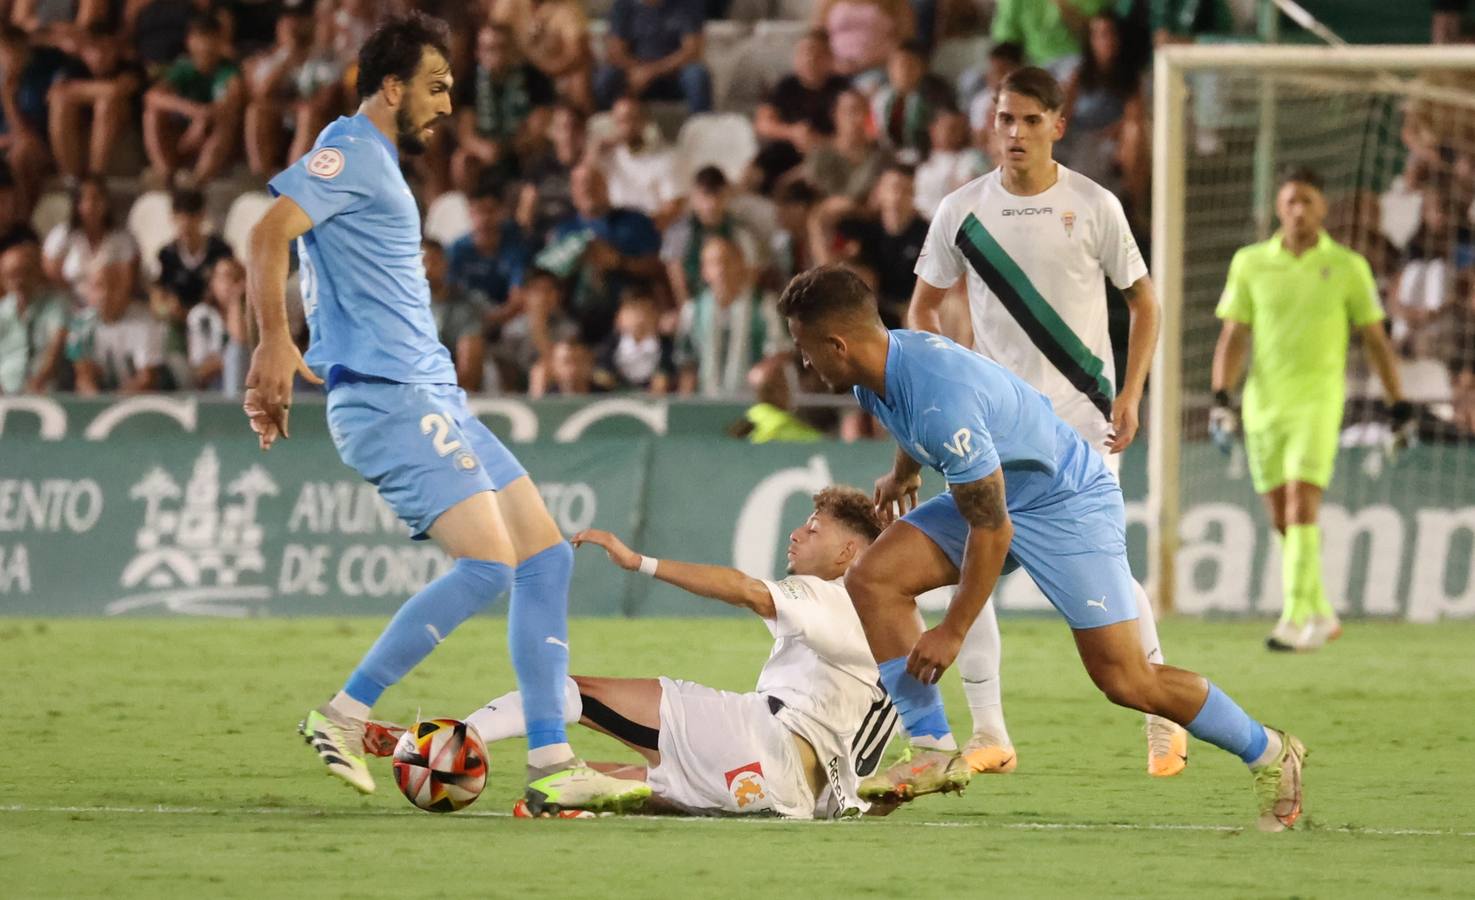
[{"xmin": 638, "ymin": 555, "xmax": 659, "ymax": 577}]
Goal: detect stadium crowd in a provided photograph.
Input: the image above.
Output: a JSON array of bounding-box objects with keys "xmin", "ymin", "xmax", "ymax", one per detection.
[{"xmin": 0, "ymin": 0, "xmax": 1472, "ymax": 439}]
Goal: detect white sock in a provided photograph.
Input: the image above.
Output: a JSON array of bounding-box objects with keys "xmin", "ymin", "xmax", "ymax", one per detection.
[
  {"xmin": 1134, "ymin": 580, "xmax": 1165, "ymax": 665},
  {"xmin": 464, "ymin": 677, "xmax": 583, "ymax": 745},
  {"xmin": 911, "ymin": 733, "xmax": 959, "ymax": 752},
  {"xmin": 956, "ymin": 601, "xmax": 1010, "ymax": 744},
  {"xmin": 527, "ymin": 742, "xmax": 575, "ymax": 769},
  {"xmin": 1249, "ymin": 727, "xmax": 1283, "ymax": 769},
  {"xmin": 328, "ymin": 691, "xmax": 371, "ymax": 723}
]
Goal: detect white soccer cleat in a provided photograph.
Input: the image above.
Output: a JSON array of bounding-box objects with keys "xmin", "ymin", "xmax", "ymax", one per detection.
[
  {"xmin": 1297, "ymin": 616, "xmax": 1343, "ymax": 651},
  {"xmin": 1265, "ymin": 620, "xmax": 1302, "ymax": 652},
  {"xmin": 524, "ymin": 763, "xmax": 651, "ymax": 815}
]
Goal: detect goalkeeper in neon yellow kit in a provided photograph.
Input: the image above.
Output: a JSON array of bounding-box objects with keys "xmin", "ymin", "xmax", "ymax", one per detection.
[{"xmin": 1210, "ymin": 167, "xmax": 1410, "ymax": 652}]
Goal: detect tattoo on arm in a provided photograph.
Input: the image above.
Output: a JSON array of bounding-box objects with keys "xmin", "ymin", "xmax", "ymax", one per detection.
[{"xmin": 952, "ymin": 475, "xmax": 1008, "ymax": 530}]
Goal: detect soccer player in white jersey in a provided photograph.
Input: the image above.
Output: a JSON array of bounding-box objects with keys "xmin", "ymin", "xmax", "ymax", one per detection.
[
  {"xmin": 906, "ymin": 65, "xmax": 1188, "ymax": 778},
  {"xmin": 367, "ymin": 487, "xmax": 899, "ymax": 819}
]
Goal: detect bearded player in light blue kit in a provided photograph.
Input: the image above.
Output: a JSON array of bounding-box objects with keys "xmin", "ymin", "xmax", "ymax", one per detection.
[
  {"xmin": 777, "ymin": 265, "xmax": 1308, "ymax": 831},
  {"xmin": 241, "ymin": 12, "xmax": 648, "ymax": 815}
]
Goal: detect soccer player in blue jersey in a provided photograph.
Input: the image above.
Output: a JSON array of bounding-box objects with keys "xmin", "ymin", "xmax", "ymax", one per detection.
[
  {"xmin": 241, "ymin": 12, "xmax": 649, "ymax": 815},
  {"xmin": 777, "ymin": 265, "xmax": 1309, "ymax": 831}
]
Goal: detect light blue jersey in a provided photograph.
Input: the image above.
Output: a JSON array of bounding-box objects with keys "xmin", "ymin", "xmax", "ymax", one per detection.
[
  {"xmin": 269, "ymin": 114, "xmax": 456, "ymax": 385},
  {"xmin": 854, "ymin": 330, "xmax": 1106, "ymax": 509},
  {"xmin": 857, "ymin": 330, "xmax": 1135, "ymax": 630}
]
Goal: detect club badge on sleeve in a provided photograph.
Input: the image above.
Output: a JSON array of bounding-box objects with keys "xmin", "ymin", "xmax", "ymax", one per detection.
[{"xmin": 308, "ymin": 148, "xmax": 345, "ymax": 179}]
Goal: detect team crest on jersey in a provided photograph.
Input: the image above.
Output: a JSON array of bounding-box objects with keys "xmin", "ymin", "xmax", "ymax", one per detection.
[
  {"xmin": 1061, "ymin": 211, "xmax": 1076, "ymax": 237},
  {"xmin": 307, "ymin": 147, "xmax": 345, "ymax": 179},
  {"xmin": 724, "ymin": 762, "xmax": 769, "ymax": 810}
]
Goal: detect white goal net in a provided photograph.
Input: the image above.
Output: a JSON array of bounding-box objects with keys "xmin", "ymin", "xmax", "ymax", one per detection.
[{"xmin": 1149, "ymin": 45, "xmax": 1475, "ymax": 621}]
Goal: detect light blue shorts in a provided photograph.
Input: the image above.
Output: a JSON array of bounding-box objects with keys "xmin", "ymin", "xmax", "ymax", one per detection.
[
  {"xmin": 326, "ymin": 379, "xmax": 526, "ymax": 539},
  {"xmin": 901, "ymin": 472, "xmax": 1138, "ymax": 631}
]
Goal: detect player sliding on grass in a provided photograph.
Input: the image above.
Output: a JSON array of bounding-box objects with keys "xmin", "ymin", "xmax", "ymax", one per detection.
[
  {"xmin": 366, "ymin": 487, "xmax": 900, "ymax": 819},
  {"xmin": 241, "ymin": 12, "xmax": 647, "ymax": 815},
  {"xmin": 778, "ymin": 265, "xmax": 1309, "ymax": 832}
]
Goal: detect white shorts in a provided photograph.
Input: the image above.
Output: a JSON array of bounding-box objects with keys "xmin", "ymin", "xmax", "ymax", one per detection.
[{"xmin": 646, "ymin": 677, "xmax": 813, "ymax": 818}]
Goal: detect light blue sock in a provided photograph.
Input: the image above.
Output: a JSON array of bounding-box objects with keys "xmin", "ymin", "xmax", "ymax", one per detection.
[
  {"xmin": 343, "ymin": 558, "xmax": 512, "ymax": 707},
  {"xmin": 1187, "ymin": 682, "xmax": 1268, "ymax": 764},
  {"xmin": 878, "ymin": 656, "xmax": 951, "ymax": 741},
  {"xmin": 508, "ymin": 542, "xmax": 574, "ymax": 750}
]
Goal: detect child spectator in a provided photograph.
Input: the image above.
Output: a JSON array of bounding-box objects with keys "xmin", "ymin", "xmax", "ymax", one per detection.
[
  {"xmin": 593, "ymin": 288, "xmax": 674, "ymax": 392},
  {"xmin": 531, "ymin": 335, "xmax": 598, "ymax": 396},
  {"xmin": 183, "ymin": 255, "xmax": 250, "ymax": 394},
  {"xmin": 156, "ymin": 187, "xmax": 232, "ymax": 310},
  {"xmin": 142, "ymin": 15, "xmax": 244, "ymax": 188}
]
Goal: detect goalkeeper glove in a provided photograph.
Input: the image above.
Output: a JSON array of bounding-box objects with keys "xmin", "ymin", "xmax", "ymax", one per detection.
[
  {"xmin": 1384, "ymin": 400, "xmax": 1417, "ymax": 464},
  {"xmin": 1208, "ymin": 390, "xmax": 1239, "ymax": 456}
]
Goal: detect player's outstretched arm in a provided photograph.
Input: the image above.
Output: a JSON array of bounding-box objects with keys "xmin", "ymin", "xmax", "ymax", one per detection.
[
  {"xmin": 571, "ymin": 528, "xmax": 775, "ymax": 617},
  {"xmin": 243, "ymin": 196, "xmax": 322, "ymax": 449},
  {"xmin": 906, "ymin": 469, "xmax": 1012, "ymax": 684}
]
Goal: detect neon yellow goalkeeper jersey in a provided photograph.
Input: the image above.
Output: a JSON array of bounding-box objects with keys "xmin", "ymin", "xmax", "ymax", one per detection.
[{"xmin": 1215, "ymin": 231, "xmax": 1385, "ymax": 431}]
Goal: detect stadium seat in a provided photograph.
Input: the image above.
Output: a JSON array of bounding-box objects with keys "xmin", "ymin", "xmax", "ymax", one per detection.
[
  {"xmin": 30, "ymin": 190, "xmax": 71, "ymax": 242},
  {"xmin": 127, "ymin": 191, "xmax": 178, "ymax": 281},
  {"xmin": 222, "ymin": 192, "xmax": 275, "ymax": 262},
  {"xmin": 676, "ymin": 113, "xmax": 759, "ymax": 184},
  {"xmin": 424, "ymin": 191, "xmax": 471, "ymax": 246},
  {"xmin": 725, "ymin": 0, "xmax": 772, "ymax": 22}
]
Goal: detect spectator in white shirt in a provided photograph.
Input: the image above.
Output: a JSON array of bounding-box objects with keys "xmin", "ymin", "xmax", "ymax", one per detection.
[
  {"xmin": 42, "ymin": 175, "xmax": 138, "ymax": 297},
  {"xmin": 71, "ymin": 262, "xmax": 164, "ymax": 394},
  {"xmin": 590, "ymin": 96, "xmax": 681, "ymax": 228}
]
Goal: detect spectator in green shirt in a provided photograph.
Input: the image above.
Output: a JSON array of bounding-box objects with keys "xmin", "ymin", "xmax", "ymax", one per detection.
[
  {"xmin": 990, "ymin": 0, "xmax": 1113, "ymax": 74},
  {"xmin": 142, "ymin": 15, "xmax": 244, "ymax": 188},
  {"xmin": 0, "ymin": 231, "xmax": 70, "ymax": 392}
]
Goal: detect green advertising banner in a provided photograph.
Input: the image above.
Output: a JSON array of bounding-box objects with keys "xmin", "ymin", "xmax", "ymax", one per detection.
[{"xmin": 1, "ymin": 396, "xmax": 1473, "ymax": 620}]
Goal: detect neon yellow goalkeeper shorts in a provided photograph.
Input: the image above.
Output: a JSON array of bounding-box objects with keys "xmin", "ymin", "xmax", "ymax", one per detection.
[{"xmin": 1244, "ymin": 412, "xmax": 1341, "ymax": 494}]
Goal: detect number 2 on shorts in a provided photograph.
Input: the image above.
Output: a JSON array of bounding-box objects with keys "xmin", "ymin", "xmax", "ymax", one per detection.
[{"xmin": 420, "ymin": 412, "xmax": 463, "ymax": 457}]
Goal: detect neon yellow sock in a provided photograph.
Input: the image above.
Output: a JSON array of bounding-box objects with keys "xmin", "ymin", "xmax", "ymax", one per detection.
[{"xmin": 1282, "ymin": 524, "xmax": 1324, "ymax": 625}]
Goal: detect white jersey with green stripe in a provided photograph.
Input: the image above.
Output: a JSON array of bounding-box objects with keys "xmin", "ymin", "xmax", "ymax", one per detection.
[{"xmin": 914, "ymin": 165, "xmax": 1147, "ymax": 431}]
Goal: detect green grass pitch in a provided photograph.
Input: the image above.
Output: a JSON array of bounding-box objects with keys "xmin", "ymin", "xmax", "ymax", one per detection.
[{"xmin": 3, "ymin": 616, "xmax": 1472, "ymax": 898}]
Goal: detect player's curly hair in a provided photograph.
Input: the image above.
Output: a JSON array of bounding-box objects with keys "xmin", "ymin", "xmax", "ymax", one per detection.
[
  {"xmin": 813, "ymin": 486, "xmax": 883, "ymax": 543},
  {"xmin": 777, "ymin": 264, "xmax": 880, "ymax": 327},
  {"xmin": 356, "ymin": 11, "xmax": 450, "ymax": 101}
]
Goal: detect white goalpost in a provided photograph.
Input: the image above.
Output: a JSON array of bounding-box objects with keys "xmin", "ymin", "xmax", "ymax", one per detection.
[{"xmin": 1149, "ymin": 43, "xmax": 1475, "ymax": 615}]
